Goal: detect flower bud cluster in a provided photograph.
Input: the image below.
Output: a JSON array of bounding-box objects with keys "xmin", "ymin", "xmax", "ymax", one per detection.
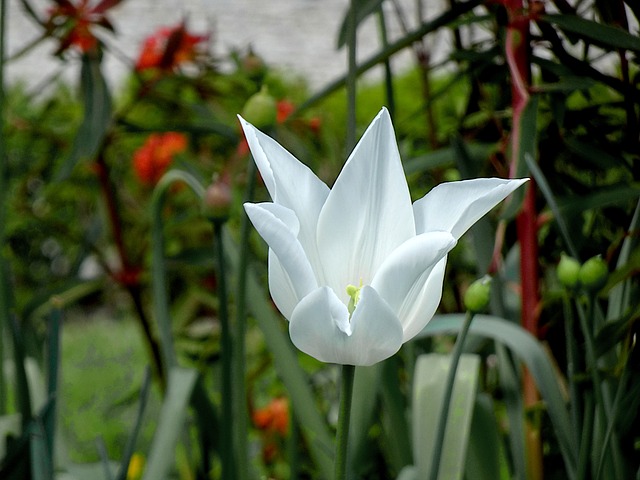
[{"xmin": 557, "ymin": 253, "xmax": 608, "ymax": 293}]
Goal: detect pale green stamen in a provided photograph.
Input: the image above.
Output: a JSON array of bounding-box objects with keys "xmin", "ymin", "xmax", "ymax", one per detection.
[{"xmin": 346, "ymin": 280, "xmax": 363, "ymax": 316}]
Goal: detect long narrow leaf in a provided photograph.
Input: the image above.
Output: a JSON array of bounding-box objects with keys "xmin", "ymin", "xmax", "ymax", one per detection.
[
  {"xmin": 141, "ymin": 368, "xmax": 198, "ymax": 480},
  {"xmin": 418, "ymin": 314, "xmax": 578, "ymax": 478},
  {"xmin": 412, "ymin": 353, "xmax": 480, "ymax": 480},
  {"xmin": 524, "ymin": 153, "xmax": 579, "ymax": 258},
  {"xmin": 150, "ymin": 169, "xmax": 206, "ymax": 371},
  {"xmin": 114, "ymin": 367, "xmax": 152, "ymax": 480},
  {"xmin": 224, "ymin": 232, "xmax": 334, "ymax": 479},
  {"xmin": 542, "ymin": 14, "xmax": 640, "ymax": 53},
  {"xmin": 56, "ymin": 54, "xmax": 112, "ymax": 180}
]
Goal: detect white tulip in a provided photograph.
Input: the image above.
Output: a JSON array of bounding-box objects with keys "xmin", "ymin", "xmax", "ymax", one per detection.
[{"xmin": 241, "ymin": 107, "xmax": 527, "ymax": 366}]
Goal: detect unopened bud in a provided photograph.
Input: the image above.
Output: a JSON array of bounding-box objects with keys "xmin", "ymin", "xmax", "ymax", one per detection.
[
  {"xmin": 241, "ymin": 86, "xmax": 277, "ymax": 129},
  {"xmin": 464, "ymin": 275, "xmax": 492, "ymax": 313},
  {"xmin": 579, "ymin": 255, "xmax": 608, "ymax": 292},
  {"xmin": 557, "ymin": 253, "xmax": 581, "ymax": 289},
  {"xmin": 203, "ymin": 177, "xmax": 232, "ymax": 220}
]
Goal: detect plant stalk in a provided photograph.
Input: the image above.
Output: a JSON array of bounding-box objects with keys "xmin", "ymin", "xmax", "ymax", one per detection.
[
  {"xmin": 211, "ymin": 218, "xmax": 236, "ymax": 480},
  {"xmin": 428, "ymin": 310, "xmax": 475, "ymax": 480},
  {"xmin": 334, "ymin": 364, "xmax": 356, "ymax": 480}
]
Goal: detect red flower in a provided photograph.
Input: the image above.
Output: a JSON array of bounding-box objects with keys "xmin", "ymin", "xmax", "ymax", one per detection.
[
  {"xmin": 45, "ymin": 0, "xmax": 121, "ymax": 54},
  {"xmin": 135, "ymin": 22, "xmax": 208, "ymax": 72},
  {"xmin": 276, "ymin": 100, "xmax": 295, "ymax": 124},
  {"xmin": 133, "ymin": 132, "xmax": 188, "ymax": 185},
  {"xmin": 252, "ymin": 397, "xmax": 289, "ymax": 437}
]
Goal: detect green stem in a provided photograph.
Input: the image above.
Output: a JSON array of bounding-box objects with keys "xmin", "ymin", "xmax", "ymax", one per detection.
[
  {"xmin": 562, "ymin": 294, "xmax": 581, "ymax": 448},
  {"xmin": 428, "ymin": 310, "xmax": 475, "ymax": 480},
  {"xmin": 576, "ymin": 295, "xmax": 623, "ymax": 480},
  {"xmin": 334, "ymin": 364, "xmax": 356, "ymax": 480},
  {"xmin": 0, "ymin": 0, "xmax": 8, "ymax": 415},
  {"xmin": 376, "ymin": 6, "xmax": 395, "ymax": 116},
  {"xmin": 346, "ymin": 0, "xmax": 357, "ymax": 152},
  {"xmin": 233, "ymin": 159, "xmax": 257, "ymax": 480},
  {"xmin": 150, "ymin": 170, "xmax": 205, "ymax": 372},
  {"xmin": 211, "ymin": 218, "xmax": 235, "ymax": 479}
]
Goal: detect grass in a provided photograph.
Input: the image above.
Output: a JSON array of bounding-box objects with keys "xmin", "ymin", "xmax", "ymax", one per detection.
[{"xmin": 59, "ymin": 311, "xmax": 161, "ymax": 464}]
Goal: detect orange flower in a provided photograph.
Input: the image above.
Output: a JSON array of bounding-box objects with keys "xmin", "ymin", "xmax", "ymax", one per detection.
[
  {"xmin": 276, "ymin": 100, "xmax": 295, "ymax": 124},
  {"xmin": 135, "ymin": 22, "xmax": 208, "ymax": 72},
  {"xmin": 252, "ymin": 397, "xmax": 289, "ymax": 437},
  {"xmin": 45, "ymin": 0, "xmax": 120, "ymax": 54},
  {"xmin": 133, "ymin": 132, "xmax": 187, "ymax": 185}
]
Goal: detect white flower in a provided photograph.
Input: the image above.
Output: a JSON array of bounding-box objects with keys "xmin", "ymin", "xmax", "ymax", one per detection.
[{"xmin": 241, "ymin": 108, "xmax": 527, "ymax": 366}]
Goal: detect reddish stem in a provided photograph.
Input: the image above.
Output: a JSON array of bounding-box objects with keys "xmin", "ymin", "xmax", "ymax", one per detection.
[
  {"xmin": 95, "ymin": 151, "xmax": 166, "ymax": 385},
  {"xmin": 504, "ymin": 1, "xmax": 543, "ymax": 478}
]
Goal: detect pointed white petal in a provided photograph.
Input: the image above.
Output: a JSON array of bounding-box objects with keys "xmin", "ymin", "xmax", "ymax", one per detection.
[
  {"xmin": 397, "ymin": 258, "xmax": 447, "ymax": 342},
  {"xmin": 413, "ymin": 178, "xmax": 529, "ymax": 238},
  {"xmin": 317, "ymin": 108, "xmax": 415, "ymax": 299},
  {"xmin": 289, "ymin": 286, "xmax": 403, "ymax": 366},
  {"xmin": 371, "ymin": 232, "xmax": 456, "ymax": 341},
  {"xmin": 244, "ymin": 202, "xmax": 317, "ymax": 305},
  {"xmin": 267, "ymin": 251, "xmax": 297, "ymax": 321},
  {"xmin": 239, "ymin": 117, "xmax": 330, "ymax": 281}
]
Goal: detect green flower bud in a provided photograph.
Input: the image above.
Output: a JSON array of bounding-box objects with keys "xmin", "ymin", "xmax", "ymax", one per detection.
[
  {"xmin": 579, "ymin": 255, "xmax": 608, "ymax": 292},
  {"xmin": 241, "ymin": 86, "xmax": 277, "ymax": 129},
  {"xmin": 557, "ymin": 253, "xmax": 581, "ymax": 289},
  {"xmin": 464, "ymin": 275, "xmax": 492, "ymax": 313}
]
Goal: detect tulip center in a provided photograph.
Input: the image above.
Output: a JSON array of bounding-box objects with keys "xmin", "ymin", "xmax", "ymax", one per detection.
[{"xmin": 346, "ymin": 280, "xmax": 363, "ymax": 317}]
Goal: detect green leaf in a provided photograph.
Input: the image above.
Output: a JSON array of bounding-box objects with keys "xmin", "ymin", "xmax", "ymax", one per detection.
[
  {"xmin": 404, "ymin": 143, "xmax": 496, "ymax": 176},
  {"xmin": 141, "ymin": 367, "xmax": 198, "ymax": 480},
  {"xmin": 501, "ymin": 95, "xmax": 538, "ymax": 221},
  {"xmin": 237, "ymin": 248, "xmax": 335, "ymax": 478},
  {"xmin": 56, "ymin": 54, "xmax": 112, "ymax": 180},
  {"xmin": 114, "ymin": 367, "xmax": 152, "ymax": 480},
  {"xmin": 380, "ymin": 357, "xmax": 412, "ymax": 472},
  {"xmin": 465, "ymin": 394, "xmax": 506, "ymax": 480},
  {"xmin": 417, "ymin": 314, "xmax": 577, "ymax": 478},
  {"xmin": 542, "ymin": 14, "xmax": 640, "ymax": 53},
  {"xmin": 412, "ymin": 353, "xmax": 480, "ymax": 480}
]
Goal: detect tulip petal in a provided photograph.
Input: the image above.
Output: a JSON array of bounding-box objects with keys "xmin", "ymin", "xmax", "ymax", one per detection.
[
  {"xmin": 244, "ymin": 202, "xmax": 317, "ymax": 308},
  {"xmin": 413, "ymin": 178, "xmax": 528, "ymax": 238},
  {"xmin": 289, "ymin": 286, "xmax": 403, "ymax": 366},
  {"xmin": 317, "ymin": 108, "xmax": 415, "ymax": 300},
  {"xmin": 371, "ymin": 232, "xmax": 456, "ymax": 341},
  {"xmin": 239, "ymin": 117, "xmax": 329, "ymax": 280}
]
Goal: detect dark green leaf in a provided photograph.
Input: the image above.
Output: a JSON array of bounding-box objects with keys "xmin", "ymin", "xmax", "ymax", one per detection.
[
  {"xmin": 542, "ymin": 14, "xmax": 640, "ymax": 52},
  {"xmin": 56, "ymin": 54, "xmax": 112, "ymax": 180}
]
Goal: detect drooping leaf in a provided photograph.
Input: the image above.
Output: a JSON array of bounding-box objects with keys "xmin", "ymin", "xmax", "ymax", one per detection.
[
  {"xmin": 56, "ymin": 54, "xmax": 112, "ymax": 180},
  {"xmin": 417, "ymin": 314, "xmax": 578, "ymax": 477}
]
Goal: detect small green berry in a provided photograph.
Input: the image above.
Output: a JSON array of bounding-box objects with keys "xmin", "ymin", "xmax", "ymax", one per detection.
[
  {"xmin": 557, "ymin": 253, "xmax": 581, "ymax": 289},
  {"xmin": 241, "ymin": 86, "xmax": 277, "ymax": 129},
  {"xmin": 464, "ymin": 275, "xmax": 492, "ymax": 313},
  {"xmin": 579, "ymin": 255, "xmax": 608, "ymax": 292}
]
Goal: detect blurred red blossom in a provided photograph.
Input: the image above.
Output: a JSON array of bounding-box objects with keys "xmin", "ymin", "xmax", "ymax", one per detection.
[
  {"xmin": 44, "ymin": 0, "xmax": 121, "ymax": 54},
  {"xmin": 135, "ymin": 22, "xmax": 209, "ymax": 72},
  {"xmin": 133, "ymin": 132, "xmax": 188, "ymax": 185},
  {"xmin": 252, "ymin": 397, "xmax": 289, "ymax": 437}
]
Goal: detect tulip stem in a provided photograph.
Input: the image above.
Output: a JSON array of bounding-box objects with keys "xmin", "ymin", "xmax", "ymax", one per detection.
[
  {"xmin": 211, "ymin": 217, "xmax": 236, "ymax": 479},
  {"xmin": 428, "ymin": 310, "xmax": 475, "ymax": 480},
  {"xmin": 334, "ymin": 364, "xmax": 356, "ymax": 480}
]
